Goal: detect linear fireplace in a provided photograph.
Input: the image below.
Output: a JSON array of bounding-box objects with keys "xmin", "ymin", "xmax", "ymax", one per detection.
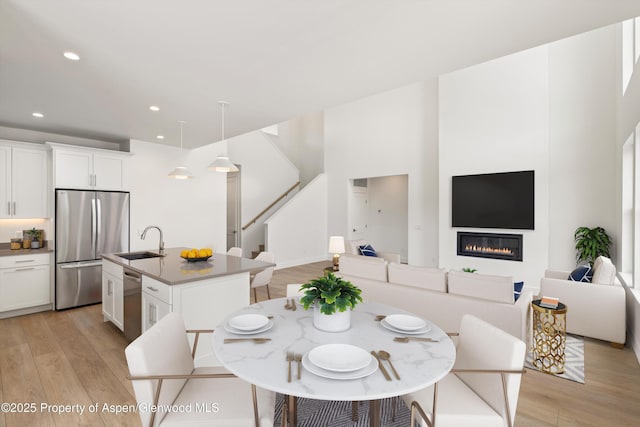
[{"xmin": 457, "ymin": 232, "xmax": 523, "ymax": 262}]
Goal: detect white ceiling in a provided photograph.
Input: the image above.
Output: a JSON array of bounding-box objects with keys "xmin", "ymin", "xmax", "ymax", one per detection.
[{"xmin": 1, "ymin": 0, "xmax": 640, "ymax": 148}]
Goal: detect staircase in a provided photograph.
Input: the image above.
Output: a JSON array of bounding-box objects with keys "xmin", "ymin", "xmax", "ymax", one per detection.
[{"xmin": 251, "ymin": 244, "xmax": 265, "ymax": 259}]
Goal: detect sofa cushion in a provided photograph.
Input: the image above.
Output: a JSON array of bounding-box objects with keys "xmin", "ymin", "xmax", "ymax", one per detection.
[
  {"xmin": 338, "ymin": 254, "xmax": 388, "ymax": 281},
  {"xmin": 592, "ymin": 256, "xmax": 616, "ymax": 285},
  {"xmin": 348, "ymin": 239, "xmax": 367, "ymax": 255},
  {"xmin": 514, "ymin": 281, "xmax": 524, "ymax": 301},
  {"xmin": 568, "ymin": 265, "xmax": 592, "ymax": 282},
  {"xmin": 448, "ymin": 271, "xmax": 514, "ymax": 304},
  {"xmin": 359, "ymin": 244, "xmax": 378, "ymax": 257},
  {"xmin": 388, "ymin": 262, "xmax": 447, "ymax": 292}
]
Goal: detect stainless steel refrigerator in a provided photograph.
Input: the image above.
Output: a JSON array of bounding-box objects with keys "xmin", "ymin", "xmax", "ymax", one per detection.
[{"xmin": 55, "ymin": 189, "xmax": 129, "ymax": 310}]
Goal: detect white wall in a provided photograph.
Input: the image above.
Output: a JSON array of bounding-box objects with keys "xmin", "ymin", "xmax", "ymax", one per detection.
[
  {"xmin": 325, "ymin": 80, "xmax": 440, "ymax": 267},
  {"xmin": 548, "ymin": 25, "xmax": 618, "ymax": 270},
  {"xmin": 276, "ymin": 112, "xmax": 325, "ymax": 187},
  {"xmin": 368, "ymin": 175, "xmax": 408, "ymax": 261},
  {"xmin": 228, "ymin": 131, "xmax": 299, "ymax": 256},
  {"xmin": 265, "ymin": 174, "xmax": 328, "ymax": 268},
  {"xmin": 438, "ymin": 46, "xmax": 550, "ymax": 290},
  {"xmin": 128, "ymin": 140, "xmax": 227, "ymax": 252}
]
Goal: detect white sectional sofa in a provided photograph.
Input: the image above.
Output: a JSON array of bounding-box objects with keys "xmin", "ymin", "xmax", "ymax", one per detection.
[
  {"xmin": 539, "ymin": 256, "xmax": 625, "ymax": 346},
  {"xmin": 347, "ymin": 239, "xmax": 401, "ymax": 263},
  {"xmin": 338, "ymin": 254, "xmax": 532, "ymax": 342}
]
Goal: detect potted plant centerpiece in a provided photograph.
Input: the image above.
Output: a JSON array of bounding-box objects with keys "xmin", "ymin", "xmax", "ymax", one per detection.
[{"xmin": 300, "ymin": 272, "xmax": 362, "ymax": 332}]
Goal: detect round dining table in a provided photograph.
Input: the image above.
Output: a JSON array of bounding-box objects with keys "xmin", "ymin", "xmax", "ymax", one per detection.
[{"xmin": 212, "ymin": 298, "xmax": 456, "ymax": 427}]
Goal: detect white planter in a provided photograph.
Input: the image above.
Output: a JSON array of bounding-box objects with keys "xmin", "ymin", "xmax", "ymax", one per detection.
[{"xmin": 313, "ymin": 304, "xmax": 351, "ymax": 332}]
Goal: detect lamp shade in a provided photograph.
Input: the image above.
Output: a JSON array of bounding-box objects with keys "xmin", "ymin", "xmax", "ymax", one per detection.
[
  {"xmin": 208, "ymin": 155, "xmax": 239, "ymax": 172},
  {"xmin": 328, "ymin": 236, "xmax": 345, "ymax": 254},
  {"xmin": 168, "ymin": 165, "xmax": 194, "ymax": 179}
]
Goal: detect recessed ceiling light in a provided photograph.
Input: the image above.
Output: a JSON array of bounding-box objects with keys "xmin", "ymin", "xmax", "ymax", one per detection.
[
  {"xmin": 149, "ymin": 105, "xmax": 160, "ymax": 112},
  {"xmin": 63, "ymin": 51, "xmax": 80, "ymax": 61},
  {"xmin": 156, "ymin": 135, "xmax": 165, "ymax": 140},
  {"xmin": 32, "ymin": 112, "xmax": 44, "ymax": 118}
]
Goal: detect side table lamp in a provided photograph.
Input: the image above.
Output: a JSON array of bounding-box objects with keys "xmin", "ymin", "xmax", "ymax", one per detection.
[{"xmin": 328, "ymin": 236, "xmax": 345, "ymax": 271}]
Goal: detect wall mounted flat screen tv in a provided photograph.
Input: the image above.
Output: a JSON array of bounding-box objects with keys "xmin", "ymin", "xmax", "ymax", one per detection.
[{"xmin": 452, "ymin": 170, "xmax": 534, "ymax": 230}]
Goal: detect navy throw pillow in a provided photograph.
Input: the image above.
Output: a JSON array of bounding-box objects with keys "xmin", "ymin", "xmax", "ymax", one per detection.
[
  {"xmin": 568, "ymin": 265, "xmax": 592, "ymax": 282},
  {"xmin": 514, "ymin": 281, "xmax": 524, "ymax": 301},
  {"xmin": 358, "ymin": 244, "xmax": 377, "ymax": 257}
]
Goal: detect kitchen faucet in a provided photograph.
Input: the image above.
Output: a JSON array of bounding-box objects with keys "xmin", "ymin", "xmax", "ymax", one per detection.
[{"xmin": 141, "ymin": 225, "xmax": 165, "ymax": 255}]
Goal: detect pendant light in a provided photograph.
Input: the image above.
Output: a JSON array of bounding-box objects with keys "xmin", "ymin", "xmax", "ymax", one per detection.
[
  {"xmin": 208, "ymin": 101, "xmax": 239, "ymax": 172},
  {"xmin": 168, "ymin": 120, "xmax": 194, "ymax": 179}
]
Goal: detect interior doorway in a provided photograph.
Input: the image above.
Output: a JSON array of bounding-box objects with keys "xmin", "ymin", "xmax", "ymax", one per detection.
[
  {"xmin": 226, "ymin": 167, "xmax": 241, "ymax": 251},
  {"xmin": 348, "ymin": 174, "xmax": 408, "ymax": 261}
]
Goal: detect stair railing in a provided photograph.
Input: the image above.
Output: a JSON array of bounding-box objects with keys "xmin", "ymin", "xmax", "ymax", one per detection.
[{"xmin": 242, "ymin": 181, "xmax": 300, "ymax": 231}]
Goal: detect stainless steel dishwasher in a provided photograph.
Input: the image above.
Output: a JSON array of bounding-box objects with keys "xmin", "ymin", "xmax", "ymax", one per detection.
[{"xmin": 123, "ymin": 267, "xmax": 142, "ymax": 342}]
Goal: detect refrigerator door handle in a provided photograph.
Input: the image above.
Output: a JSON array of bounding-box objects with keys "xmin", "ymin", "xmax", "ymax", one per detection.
[
  {"xmin": 59, "ymin": 260, "xmax": 103, "ymax": 269},
  {"xmin": 91, "ymin": 197, "xmax": 97, "ymax": 259},
  {"xmin": 96, "ymin": 198, "xmax": 102, "ymax": 256}
]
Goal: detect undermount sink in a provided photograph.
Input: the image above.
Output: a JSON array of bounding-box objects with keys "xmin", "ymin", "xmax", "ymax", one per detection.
[{"xmin": 116, "ymin": 251, "xmax": 164, "ymax": 260}]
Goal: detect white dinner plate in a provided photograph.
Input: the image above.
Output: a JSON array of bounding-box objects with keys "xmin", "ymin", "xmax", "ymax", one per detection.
[
  {"xmin": 381, "ymin": 318, "xmax": 431, "ymax": 335},
  {"xmin": 384, "ymin": 314, "xmax": 427, "ymax": 331},
  {"xmin": 224, "ymin": 319, "xmax": 274, "ymax": 335},
  {"xmin": 302, "ymin": 352, "xmax": 378, "ymax": 380},
  {"xmin": 308, "ymin": 344, "xmax": 372, "ymax": 372},
  {"xmin": 228, "ymin": 314, "xmax": 270, "ymax": 331}
]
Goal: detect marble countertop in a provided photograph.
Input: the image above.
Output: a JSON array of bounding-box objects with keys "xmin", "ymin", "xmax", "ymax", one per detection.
[
  {"xmin": 102, "ymin": 247, "xmax": 275, "ymax": 286},
  {"xmin": 212, "ymin": 299, "xmax": 456, "ymax": 402}
]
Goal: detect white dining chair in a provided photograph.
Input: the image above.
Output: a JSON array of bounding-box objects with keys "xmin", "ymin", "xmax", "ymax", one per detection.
[
  {"xmin": 286, "ymin": 284, "xmax": 304, "ymax": 298},
  {"xmin": 403, "ymin": 314, "xmax": 526, "ymax": 427},
  {"xmin": 125, "ymin": 312, "xmax": 275, "ymax": 427},
  {"xmin": 227, "ymin": 247, "xmax": 243, "ymax": 257},
  {"xmin": 250, "ymin": 251, "xmax": 275, "ymax": 302}
]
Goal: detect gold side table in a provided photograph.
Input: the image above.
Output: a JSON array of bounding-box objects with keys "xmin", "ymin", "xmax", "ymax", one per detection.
[{"xmin": 532, "ymin": 299, "xmax": 568, "ymax": 374}]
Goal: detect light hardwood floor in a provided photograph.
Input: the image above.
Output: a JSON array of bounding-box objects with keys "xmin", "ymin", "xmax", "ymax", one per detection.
[{"xmin": 1, "ymin": 261, "xmax": 639, "ymax": 426}]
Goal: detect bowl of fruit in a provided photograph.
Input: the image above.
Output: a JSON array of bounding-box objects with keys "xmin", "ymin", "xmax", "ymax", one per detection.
[{"xmin": 180, "ymin": 247, "xmax": 213, "ymax": 262}]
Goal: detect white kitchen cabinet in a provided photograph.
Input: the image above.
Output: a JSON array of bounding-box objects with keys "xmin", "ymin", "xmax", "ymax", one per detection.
[
  {"xmin": 0, "ymin": 253, "xmax": 51, "ymax": 313},
  {"xmin": 0, "ymin": 141, "xmax": 48, "ymax": 219},
  {"xmin": 48, "ymin": 143, "xmax": 130, "ymax": 191},
  {"xmin": 102, "ymin": 259, "xmax": 124, "ymax": 330},
  {"xmin": 140, "ymin": 273, "xmax": 249, "ymax": 366},
  {"xmin": 141, "ymin": 291, "xmax": 171, "ymax": 332}
]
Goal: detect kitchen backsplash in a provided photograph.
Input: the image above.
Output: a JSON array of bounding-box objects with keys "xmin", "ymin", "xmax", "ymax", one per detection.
[{"xmin": 0, "ymin": 218, "xmax": 51, "ymax": 243}]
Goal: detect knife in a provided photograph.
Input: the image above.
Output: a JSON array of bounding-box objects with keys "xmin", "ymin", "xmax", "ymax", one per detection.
[
  {"xmin": 223, "ymin": 338, "xmax": 271, "ymax": 343},
  {"xmin": 371, "ymin": 351, "xmax": 392, "ymax": 381}
]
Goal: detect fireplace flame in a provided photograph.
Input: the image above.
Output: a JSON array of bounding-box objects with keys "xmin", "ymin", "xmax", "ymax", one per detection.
[{"xmin": 464, "ymin": 244, "xmax": 513, "ymax": 256}]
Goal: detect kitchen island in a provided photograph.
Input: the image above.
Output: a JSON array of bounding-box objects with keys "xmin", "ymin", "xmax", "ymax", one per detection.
[{"xmin": 102, "ymin": 247, "xmax": 274, "ymax": 366}]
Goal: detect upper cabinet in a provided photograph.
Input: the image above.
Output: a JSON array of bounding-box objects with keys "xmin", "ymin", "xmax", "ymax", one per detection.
[
  {"xmin": 0, "ymin": 141, "xmax": 48, "ymax": 219},
  {"xmin": 47, "ymin": 143, "xmax": 131, "ymax": 191}
]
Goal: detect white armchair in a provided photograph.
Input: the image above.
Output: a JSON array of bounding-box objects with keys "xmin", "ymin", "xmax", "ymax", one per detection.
[
  {"xmin": 125, "ymin": 312, "xmax": 275, "ymax": 427},
  {"xmin": 539, "ymin": 256, "xmax": 625, "ymax": 347},
  {"xmin": 250, "ymin": 251, "xmax": 275, "ymax": 302},
  {"xmin": 347, "ymin": 239, "xmax": 401, "ymax": 263},
  {"xmin": 403, "ymin": 314, "xmax": 526, "ymax": 427}
]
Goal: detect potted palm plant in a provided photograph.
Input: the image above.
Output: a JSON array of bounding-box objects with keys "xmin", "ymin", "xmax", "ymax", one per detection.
[
  {"xmin": 574, "ymin": 226, "xmax": 612, "ymax": 265},
  {"xmin": 300, "ymin": 272, "xmax": 362, "ymax": 332}
]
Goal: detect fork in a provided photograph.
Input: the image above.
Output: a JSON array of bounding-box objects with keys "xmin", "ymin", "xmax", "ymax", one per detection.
[
  {"xmin": 393, "ymin": 336, "xmax": 437, "ymax": 343},
  {"xmin": 286, "ymin": 351, "xmax": 294, "ymax": 382}
]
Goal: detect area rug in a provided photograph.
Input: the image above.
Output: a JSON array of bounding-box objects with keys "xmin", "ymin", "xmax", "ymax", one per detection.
[
  {"xmin": 525, "ymin": 333, "xmax": 585, "ymax": 384},
  {"xmin": 274, "ymin": 395, "xmax": 410, "ymax": 426}
]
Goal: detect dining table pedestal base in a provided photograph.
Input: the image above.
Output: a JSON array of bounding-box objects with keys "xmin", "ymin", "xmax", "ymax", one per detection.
[{"xmin": 368, "ymin": 399, "xmax": 381, "ymax": 426}]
